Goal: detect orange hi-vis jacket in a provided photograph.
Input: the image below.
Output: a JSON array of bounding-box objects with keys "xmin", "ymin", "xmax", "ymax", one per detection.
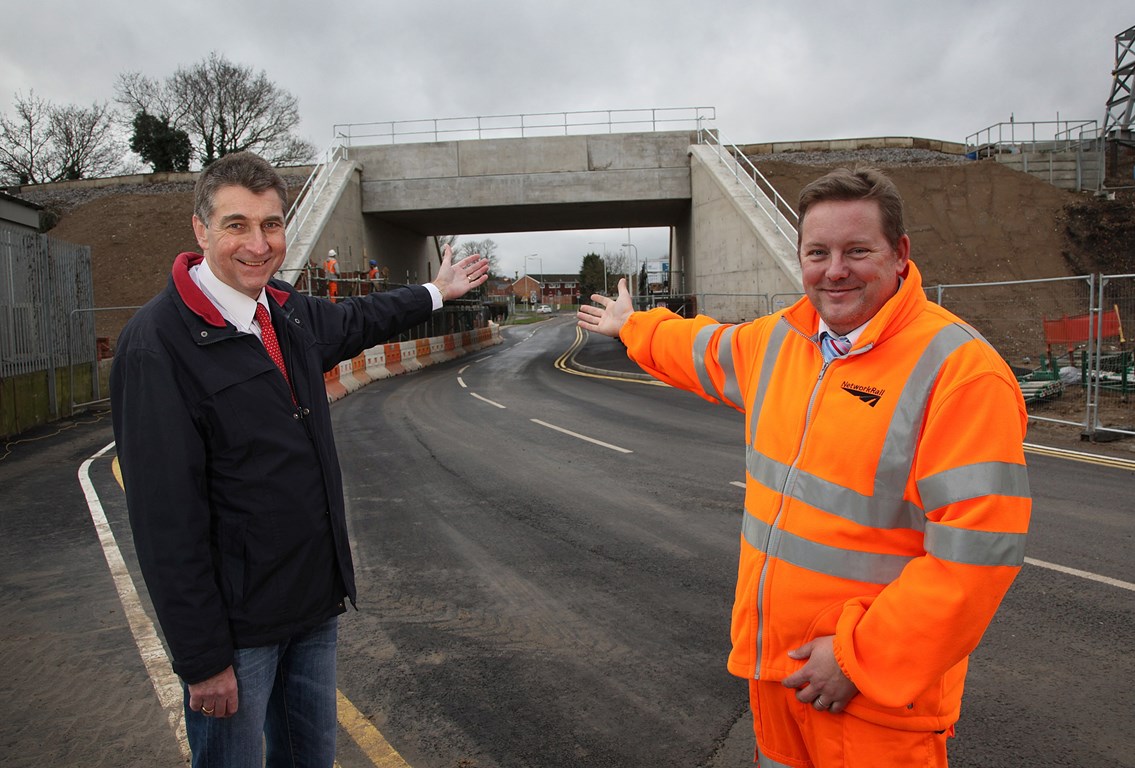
[{"xmin": 620, "ymin": 260, "xmax": 1031, "ymax": 732}]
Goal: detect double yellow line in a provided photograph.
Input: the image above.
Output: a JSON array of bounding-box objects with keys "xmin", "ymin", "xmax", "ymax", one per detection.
[
  {"xmin": 554, "ymin": 326, "xmax": 667, "ymax": 385},
  {"xmin": 1023, "ymin": 442, "xmax": 1135, "ymax": 471}
]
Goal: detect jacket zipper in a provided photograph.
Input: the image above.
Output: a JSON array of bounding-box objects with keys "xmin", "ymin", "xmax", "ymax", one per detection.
[{"xmin": 753, "ymin": 322, "xmax": 831, "ymax": 679}]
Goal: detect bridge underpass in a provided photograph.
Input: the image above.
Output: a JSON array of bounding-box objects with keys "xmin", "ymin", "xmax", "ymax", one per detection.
[{"xmin": 281, "ymin": 128, "xmax": 803, "ymax": 317}]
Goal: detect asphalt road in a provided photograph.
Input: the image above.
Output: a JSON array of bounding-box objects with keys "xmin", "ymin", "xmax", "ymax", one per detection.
[{"xmin": 1, "ymin": 315, "xmax": 1132, "ymax": 767}]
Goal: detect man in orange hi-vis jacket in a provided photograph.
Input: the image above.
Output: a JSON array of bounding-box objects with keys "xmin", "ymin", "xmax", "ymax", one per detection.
[
  {"xmin": 578, "ymin": 167, "xmax": 1031, "ymax": 768},
  {"xmin": 324, "ymin": 249, "xmax": 339, "ymax": 302}
]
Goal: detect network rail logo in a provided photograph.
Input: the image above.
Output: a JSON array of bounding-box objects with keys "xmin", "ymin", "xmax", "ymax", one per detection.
[{"xmin": 840, "ymin": 381, "xmax": 885, "ymax": 407}]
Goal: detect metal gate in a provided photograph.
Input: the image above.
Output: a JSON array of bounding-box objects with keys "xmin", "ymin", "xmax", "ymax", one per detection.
[{"xmin": 0, "ymin": 222, "xmax": 94, "ymax": 417}]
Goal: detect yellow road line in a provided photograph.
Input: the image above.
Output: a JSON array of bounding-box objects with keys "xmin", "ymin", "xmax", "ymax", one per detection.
[
  {"xmin": 337, "ymin": 690, "xmax": 412, "ymax": 767},
  {"xmin": 1023, "ymin": 442, "xmax": 1135, "ymax": 471},
  {"xmin": 555, "ymin": 326, "xmax": 667, "ymax": 385}
]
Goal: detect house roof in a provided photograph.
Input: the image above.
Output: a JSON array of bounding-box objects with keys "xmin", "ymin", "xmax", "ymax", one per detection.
[
  {"xmin": 0, "ymin": 189, "xmax": 43, "ymax": 211},
  {"xmin": 519, "ymin": 272, "xmax": 579, "ymax": 283}
]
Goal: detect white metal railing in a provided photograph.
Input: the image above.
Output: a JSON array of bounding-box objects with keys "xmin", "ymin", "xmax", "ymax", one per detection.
[
  {"xmin": 965, "ymin": 118, "xmax": 1100, "ymax": 156},
  {"xmin": 696, "ymin": 126, "xmax": 798, "ymax": 251},
  {"xmin": 965, "ymin": 118, "xmax": 1105, "ymax": 192},
  {"xmin": 285, "ymin": 141, "xmax": 349, "ymax": 248},
  {"xmin": 332, "ymin": 107, "xmax": 716, "ymax": 146}
]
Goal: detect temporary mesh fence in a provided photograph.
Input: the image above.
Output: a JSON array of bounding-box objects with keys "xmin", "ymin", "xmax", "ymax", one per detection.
[
  {"xmin": 929, "ymin": 274, "xmax": 1133, "ymax": 438},
  {"xmin": 1091, "ymin": 273, "xmax": 1135, "ymax": 437}
]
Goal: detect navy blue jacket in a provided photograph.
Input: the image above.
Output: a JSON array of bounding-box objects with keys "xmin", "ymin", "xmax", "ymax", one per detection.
[{"xmin": 110, "ymin": 252, "xmax": 433, "ymax": 684}]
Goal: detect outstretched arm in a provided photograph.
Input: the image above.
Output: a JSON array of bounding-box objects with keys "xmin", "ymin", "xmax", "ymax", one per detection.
[
  {"xmin": 431, "ymin": 243, "xmax": 490, "ymax": 300},
  {"xmin": 577, "ymin": 278, "xmax": 633, "ymax": 338}
]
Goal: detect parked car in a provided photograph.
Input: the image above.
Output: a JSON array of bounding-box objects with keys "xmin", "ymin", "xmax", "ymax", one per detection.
[{"xmin": 536, "ymin": 304, "xmax": 553, "ymax": 314}]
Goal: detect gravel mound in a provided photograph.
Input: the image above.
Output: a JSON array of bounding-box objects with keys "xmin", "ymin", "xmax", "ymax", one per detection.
[
  {"xmin": 17, "ymin": 181, "xmax": 198, "ymax": 215},
  {"xmin": 759, "ymin": 147, "xmax": 970, "ymax": 167},
  {"xmin": 15, "ymin": 172, "xmax": 311, "ymax": 216}
]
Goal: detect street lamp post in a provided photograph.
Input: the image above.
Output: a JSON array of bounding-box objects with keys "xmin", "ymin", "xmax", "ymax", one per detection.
[
  {"xmin": 588, "ymin": 241, "xmax": 608, "ymax": 294},
  {"xmin": 525, "ymin": 253, "xmax": 543, "ymax": 306},
  {"xmin": 621, "ymin": 242, "xmax": 638, "ymax": 309}
]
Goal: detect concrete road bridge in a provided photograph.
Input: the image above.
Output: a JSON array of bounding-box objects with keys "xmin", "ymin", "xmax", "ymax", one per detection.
[{"xmin": 280, "ymin": 108, "xmax": 804, "ymax": 313}]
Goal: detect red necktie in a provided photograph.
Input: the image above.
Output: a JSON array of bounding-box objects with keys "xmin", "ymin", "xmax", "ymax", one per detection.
[{"xmin": 255, "ymin": 303, "xmax": 295, "ymax": 400}]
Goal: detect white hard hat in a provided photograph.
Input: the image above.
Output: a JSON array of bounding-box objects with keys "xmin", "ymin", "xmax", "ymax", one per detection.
[{"xmin": 328, "ymin": 249, "xmax": 337, "ymax": 257}]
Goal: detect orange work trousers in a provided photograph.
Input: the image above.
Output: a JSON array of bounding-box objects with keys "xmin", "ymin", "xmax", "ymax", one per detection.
[
  {"xmin": 749, "ymin": 680, "xmax": 950, "ymax": 768},
  {"xmin": 327, "ymin": 280, "xmax": 338, "ymax": 303}
]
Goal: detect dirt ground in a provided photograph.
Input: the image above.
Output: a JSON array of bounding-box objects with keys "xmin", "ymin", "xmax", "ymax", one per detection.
[
  {"xmin": 754, "ymin": 159, "xmax": 1080, "ymax": 284},
  {"xmin": 24, "ymin": 152, "xmax": 1135, "ymax": 456},
  {"xmin": 54, "ymin": 187, "xmax": 201, "ymax": 313}
]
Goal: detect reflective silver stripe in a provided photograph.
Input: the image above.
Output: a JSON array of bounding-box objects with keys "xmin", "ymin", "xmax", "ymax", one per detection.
[
  {"xmin": 717, "ymin": 325, "xmax": 742, "ymax": 408},
  {"xmin": 693, "ymin": 324, "xmax": 723, "ymax": 401},
  {"xmin": 740, "ymin": 322, "xmax": 1025, "ymax": 583},
  {"xmin": 917, "ymin": 461, "xmax": 1030, "ymax": 512},
  {"xmin": 747, "ymin": 445, "xmax": 927, "ymax": 531},
  {"xmin": 749, "ymin": 323, "xmax": 981, "ymax": 531},
  {"xmin": 691, "ymin": 324, "xmax": 744, "ymax": 409},
  {"xmin": 743, "ymin": 513, "xmax": 912, "ymax": 585},
  {"xmin": 758, "ymin": 751, "xmax": 795, "ymax": 768},
  {"xmin": 872, "ymin": 323, "xmax": 978, "ymax": 499},
  {"xmin": 749, "ymin": 320, "xmax": 792, "ymax": 446},
  {"xmin": 924, "ymin": 521, "xmax": 1027, "ymax": 566}
]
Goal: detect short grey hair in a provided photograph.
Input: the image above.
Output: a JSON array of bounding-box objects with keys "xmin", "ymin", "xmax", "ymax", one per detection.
[{"xmin": 193, "ymin": 151, "xmax": 287, "ymax": 224}]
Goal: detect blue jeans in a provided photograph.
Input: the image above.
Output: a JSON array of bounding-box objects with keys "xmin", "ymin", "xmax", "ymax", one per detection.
[{"xmin": 184, "ymin": 616, "xmax": 338, "ymax": 768}]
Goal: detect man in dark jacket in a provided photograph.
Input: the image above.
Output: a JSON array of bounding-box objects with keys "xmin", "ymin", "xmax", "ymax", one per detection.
[{"xmin": 110, "ymin": 151, "xmax": 488, "ymax": 767}]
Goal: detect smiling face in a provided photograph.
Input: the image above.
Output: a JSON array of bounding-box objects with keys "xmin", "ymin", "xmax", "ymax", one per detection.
[
  {"xmin": 799, "ymin": 198, "xmax": 910, "ymax": 335},
  {"xmin": 192, "ymin": 184, "xmax": 287, "ymax": 299}
]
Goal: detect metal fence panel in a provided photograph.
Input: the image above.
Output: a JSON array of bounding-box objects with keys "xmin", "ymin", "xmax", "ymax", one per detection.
[
  {"xmin": 695, "ymin": 293, "xmax": 773, "ymax": 323},
  {"xmin": 928, "ymin": 274, "xmax": 1135, "ymax": 436},
  {"xmin": 1093, "ymin": 273, "xmax": 1135, "ymax": 437},
  {"xmin": 1, "ymin": 225, "xmax": 48, "ymax": 377},
  {"xmin": 0, "ymin": 222, "xmax": 94, "ymax": 381}
]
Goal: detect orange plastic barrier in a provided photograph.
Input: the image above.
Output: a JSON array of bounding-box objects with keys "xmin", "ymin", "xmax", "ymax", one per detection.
[
  {"xmin": 385, "ymin": 342, "xmax": 405, "ymax": 375},
  {"xmin": 323, "ymin": 364, "xmax": 348, "ymax": 401},
  {"xmin": 320, "ymin": 326, "xmax": 502, "ymax": 402},
  {"xmin": 1044, "ymin": 308, "xmax": 1124, "ymax": 359}
]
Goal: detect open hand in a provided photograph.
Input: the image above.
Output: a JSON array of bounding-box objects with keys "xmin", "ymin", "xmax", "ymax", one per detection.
[
  {"xmin": 576, "ymin": 278, "xmax": 633, "ymax": 338},
  {"xmin": 433, "ymin": 243, "xmax": 489, "ymax": 300}
]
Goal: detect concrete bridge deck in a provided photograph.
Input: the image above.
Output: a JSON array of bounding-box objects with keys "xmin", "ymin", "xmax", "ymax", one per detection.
[{"xmin": 283, "ymin": 128, "xmax": 804, "ymax": 305}]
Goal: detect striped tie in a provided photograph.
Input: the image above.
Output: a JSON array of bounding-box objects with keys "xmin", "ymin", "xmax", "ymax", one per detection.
[
  {"xmin": 255, "ymin": 302, "xmax": 295, "ymax": 402},
  {"xmin": 820, "ymin": 331, "xmax": 851, "ymax": 362}
]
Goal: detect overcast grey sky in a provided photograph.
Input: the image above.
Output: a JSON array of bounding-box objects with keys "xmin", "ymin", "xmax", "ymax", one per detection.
[{"xmin": 2, "ymin": 0, "xmax": 1130, "ymax": 277}]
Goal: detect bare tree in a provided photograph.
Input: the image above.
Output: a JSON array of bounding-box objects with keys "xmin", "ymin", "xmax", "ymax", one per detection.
[
  {"xmin": 605, "ymin": 249, "xmax": 629, "ymax": 275},
  {"xmin": 116, "ymin": 52, "xmax": 316, "ymax": 167},
  {"xmin": 459, "ymin": 238, "xmax": 500, "ymax": 276},
  {"xmin": 0, "ymin": 91, "xmax": 54, "ymax": 184},
  {"xmin": 115, "ymin": 71, "xmax": 186, "ymax": 127},
  {"xmin": 0, "ymin": 91, "xmax": 126, "ymax": 184},
  {"xmin": 49, "ymin": 102, "xmax": 125, "ymax": 180}
]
